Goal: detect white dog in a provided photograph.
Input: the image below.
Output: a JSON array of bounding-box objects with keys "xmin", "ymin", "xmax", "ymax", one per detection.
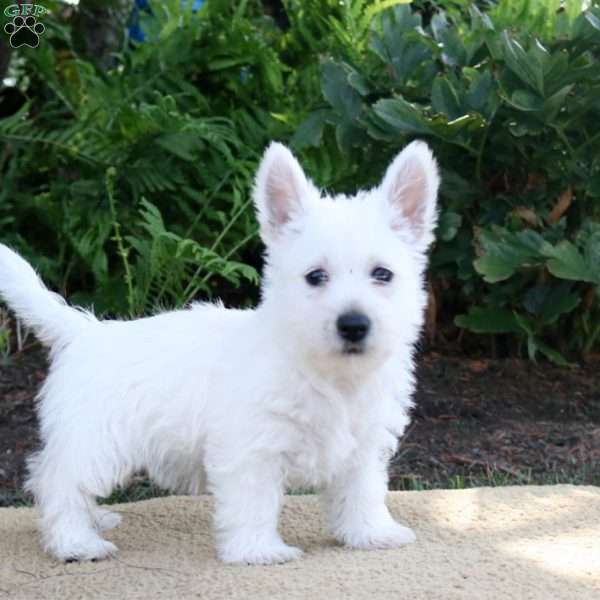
[{"xmin": 0, "ymin": 140, "xmax": 439, "ymax": 564}]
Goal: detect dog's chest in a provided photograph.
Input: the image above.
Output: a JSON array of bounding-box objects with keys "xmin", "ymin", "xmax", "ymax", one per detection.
[{"xmin": 277, "ymin": 394, "xmax": 369, "ymax": 488}]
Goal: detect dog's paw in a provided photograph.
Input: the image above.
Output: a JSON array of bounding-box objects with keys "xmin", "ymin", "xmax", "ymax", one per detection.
[
  {"xmin": 51, "ymin": 536, "xmax": 118, "ymax": 562},
  {"xmin": 219, "ymin": 541, "xmax": 303, "ymax": 565},
  {"xmin": 339, "ymin": 521, "xmax": 416, "ymax": 550}
]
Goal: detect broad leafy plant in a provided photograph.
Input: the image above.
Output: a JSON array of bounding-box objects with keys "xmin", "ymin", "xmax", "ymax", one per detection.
[
  {"xmin": 0, "ymin": 0, "xmax": 599, "ymax": 361},
  {"xmin": 293, "ymin": 0, "xmax": 600, "ymax": 361}
]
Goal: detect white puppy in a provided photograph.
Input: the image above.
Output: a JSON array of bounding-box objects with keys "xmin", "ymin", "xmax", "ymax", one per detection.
[{"xmin": 0, "ymin": 141, "xmax": 439, "ymax": 564}]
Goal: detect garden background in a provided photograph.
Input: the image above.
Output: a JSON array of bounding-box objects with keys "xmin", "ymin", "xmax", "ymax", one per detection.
[{"xmin": 0, "ymin": 0, "xmax": 598, "ymax": 505}]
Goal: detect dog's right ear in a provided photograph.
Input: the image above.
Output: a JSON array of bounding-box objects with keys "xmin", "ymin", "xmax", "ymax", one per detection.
[{"xmin": 254, "ymin": 142, "xmax": 312, "ymax": 243}]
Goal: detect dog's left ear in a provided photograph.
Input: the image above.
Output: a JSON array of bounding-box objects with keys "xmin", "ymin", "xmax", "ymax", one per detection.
[
  {"xmin": 254, "ymin": 142, "xmax": 313, "ymax": 243},
  {"xmin": 380, "ymin": 141, "xmax": 440, "ymax": 249}
]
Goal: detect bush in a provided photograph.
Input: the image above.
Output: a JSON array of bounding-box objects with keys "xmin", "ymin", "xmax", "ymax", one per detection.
[
  {"xmin": 0, "ymin": 0, "xmax": 599, "ymax": 361},
  {"xmin": 1, "ymin": 0, "xmax": 284, "ymax": 314},
  {"xmin": 292, "ymin": 0, "xmax": 600, "ymax": 362}
]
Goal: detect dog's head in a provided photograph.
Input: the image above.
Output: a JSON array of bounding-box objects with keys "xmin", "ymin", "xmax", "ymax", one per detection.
[{"xmin": 254, "ymin": 141, "xmax": 439, "ymax": 377}]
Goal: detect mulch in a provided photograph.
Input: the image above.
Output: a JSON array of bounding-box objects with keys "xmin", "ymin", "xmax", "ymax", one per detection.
[
  {"xmin": 0, "ymin": 347, "xmax": 598, "ymax": 505},
  {"xmin": 392, "ymin": 353, "xmax": 599, "ymax": 488}
]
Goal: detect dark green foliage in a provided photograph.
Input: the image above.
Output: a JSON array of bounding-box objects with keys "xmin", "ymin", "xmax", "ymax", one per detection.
[
  {"xmin": 0, "ymin": 0, "xmax": 599, "ymax": 361},
  {"xmin": 1, "ymin": 0, "xmax": 277, "ymax": 314},
  {"xmin": 293, "ymin": 0, "xmax": 600, "ymax": 361}
]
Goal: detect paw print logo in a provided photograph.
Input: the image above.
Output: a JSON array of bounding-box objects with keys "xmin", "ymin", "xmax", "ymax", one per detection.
[{"xmin": 4, "ymin": 15, "xmax": 45, "ymax": 48}]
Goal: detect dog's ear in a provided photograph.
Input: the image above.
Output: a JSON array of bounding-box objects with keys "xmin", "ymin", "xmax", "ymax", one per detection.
[
  {"xmin": 380, "ymin": 141, "xmax": 439, "ymax": 249},
  {"xmin": 254, "ymin": 142, "xmax": 312, "ymax": 242}
]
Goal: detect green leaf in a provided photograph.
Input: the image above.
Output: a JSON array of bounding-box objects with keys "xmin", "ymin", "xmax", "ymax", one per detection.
[
  {"xmin": 474, "ymin": 255, "xmax": 519, "ymax": 282},
  {"xmin": 524, "ymin": 283, "xmax": 580, "ymax": 325},
  {"xmin": 543, "ymin": 52, "xmax": 568, "ymax": 90},
  {"xmin": 321, "ymin": 61, "xmax": 362, "ymax": 120},
  {"xmin": 431, "ymin": 13, "xmax": 467, "ymax": 66},
  {"xmin": 587, "ymin": 175, "xmax": 600, "ymax": 198},
  {"xmin": 455, "ymin": 307, "xmax": 520, "ymax": 334},
  {"xmin": 475, "ymin": 227, "xmax": 550, "ymax": 283},
  {"xmin": 431, "ymin": 77, "xmax": 462, "ymax": 120},
  {"xmin": 372, "ymin": 97, "xmax": 429, "ymax": 135},
  {"xmin": 347, "ymin": 70, "xmax": 370, "ymax": 96},
  {"xmin": 437, "ymin": 210, "xmax": 462, "ymax": 242},
  {"xmin": 508, "ymin": 89, "xmax": 544, "ymax": 112},
  {"xmin": 514, "ymin": 312, "xmax": 536, "ymax": 338},
  {"xmin": 370, "ymin": 7, "xmax": 431, "ymax": 82},
  {"xmin": 335, "ymin": 119, "xmax": 367, "ymax": 150},
  {"xmin": 545, "ymin": 241, "xmax": 599, "ymax": 283},
  {"xmin": 291, "ymin": 110, "xmax": 330, "ymax": 149},
  {"xmin": 583, "ymin": 231, "xmax": 600, "ymax": 281},
  {"xmin": 584, "ymin": 10, "xmax": 600, "ymax": 33},
  {"xmin": 427, "ymin": 113, "xmax": 484, "ymax": 140},
  {"xmin": 466, "ymin": 70, "xmax": 494, "ymax": 112},
  {"xmin": 542, "ymin": 85, "xmax": 573, "ymax": 121},
  {"xmin": 206, "ymin": 57, "xmax": 247, "ymax": 71},
  {"xmin": 156, "ymin": 132, "xmax": 199, "ymax": 162},
  {"xmin": 502, "ymin": 32, "xmax": 544, "ymax": 95},
  {"xmin": 507, "ymin": 115, "xmax": 545, "ymax": 137},
  {"xmin": 536, "ymin": 341, "xmax": 571, "ymax": 366}
]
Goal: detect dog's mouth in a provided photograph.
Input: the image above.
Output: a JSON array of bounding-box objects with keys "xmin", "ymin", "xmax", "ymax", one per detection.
[{"xmin": 341, "ymin": 342, "xmax": 366, "ymax": 355}]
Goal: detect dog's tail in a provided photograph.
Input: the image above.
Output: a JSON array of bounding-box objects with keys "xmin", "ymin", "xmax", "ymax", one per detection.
[{"xmin": 0, "ymin": 244, "xmax": 96, "ymax": 348}]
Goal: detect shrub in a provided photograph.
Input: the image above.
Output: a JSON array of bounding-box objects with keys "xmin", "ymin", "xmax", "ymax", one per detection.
[
  {"xmin": 1, "ymin": 0, "xmax": 282, "ymax": 315},
  {"xmin": 293, "ymin": 0, "xmax": 600, "ymax": 362},
  {"xmin": 0, "ymin": 0, "xmax": 599, "ymax": 361}
]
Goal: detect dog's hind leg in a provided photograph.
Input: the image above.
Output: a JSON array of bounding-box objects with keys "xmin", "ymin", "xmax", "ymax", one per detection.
[{"xmin": 26, "ymin": 445, "xmax": 120, "ymax": 561}]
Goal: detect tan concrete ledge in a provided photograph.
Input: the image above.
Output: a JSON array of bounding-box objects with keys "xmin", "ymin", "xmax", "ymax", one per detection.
[{"xmin": 1, "ymin": 485, "xmax": 599, "ymax": 599}]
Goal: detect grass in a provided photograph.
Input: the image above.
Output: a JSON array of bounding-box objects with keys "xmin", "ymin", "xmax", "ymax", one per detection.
[
  {"xmin": 100, "ymin": 478, "xmax": 170, "ymax": 505},
  {"xmin": 0, "ymin": 488, "xmax": 32, "ymax": 508},
  {"xmin": 3, "ymin": 466, "xmax": 596, "ymax": 509},
  {"xmin": 390, "ymin": 464, "xmax": 600, "ymax": 491},
  {"xmin": 2, "ymin": 460, "xmax": 597, "ymax": 509},
  {"xmin": 0, "ymin": 311, "xmax": 12, "ymax": 358}
]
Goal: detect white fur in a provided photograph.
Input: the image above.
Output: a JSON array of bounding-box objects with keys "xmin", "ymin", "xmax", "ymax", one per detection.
[{"xmin": 0, "ymin": 140, "xmax": 439, "ymax": 564}]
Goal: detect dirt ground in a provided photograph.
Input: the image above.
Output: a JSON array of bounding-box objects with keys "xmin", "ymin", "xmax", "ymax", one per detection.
[
  {"xmin": 391, "ymin": 352, "xmax": 599, "ymax": 490},
  {"xmin": 0, "ymin": 346, "xmax": 598, "ymax": 506}
]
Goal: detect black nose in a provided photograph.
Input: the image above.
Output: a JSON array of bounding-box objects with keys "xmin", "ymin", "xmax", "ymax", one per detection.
[{"xmin": 337, "ymin": 312, "xmax": 371, "ymax": 343}]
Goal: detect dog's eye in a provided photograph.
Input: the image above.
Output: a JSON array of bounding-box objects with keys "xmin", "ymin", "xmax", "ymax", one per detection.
[
  {"xmin": 305, "ymin": 269, "xmax": 328, "ymax": 287},
  {"xmin": 371, "ymin": 267, "xmax": 394, "ymax": 283}
]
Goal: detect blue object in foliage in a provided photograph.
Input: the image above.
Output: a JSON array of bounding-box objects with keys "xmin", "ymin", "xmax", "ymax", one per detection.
[
  {"xmin": 128, "ymin": 0, "xmax": 205, "ymax": 43},
  {"xmin": 186, "ymin": 0, "xmax": 205, "ymax": 10}
]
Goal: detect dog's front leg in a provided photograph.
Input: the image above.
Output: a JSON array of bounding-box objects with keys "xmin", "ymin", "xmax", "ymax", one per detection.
[
  {"xmin": 207, "ymin": 458, "xmax": 303, "ymax": 565},
  {"xmin": 322, "ymin": 450, "xmax": 416, "ymax": 550}
]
